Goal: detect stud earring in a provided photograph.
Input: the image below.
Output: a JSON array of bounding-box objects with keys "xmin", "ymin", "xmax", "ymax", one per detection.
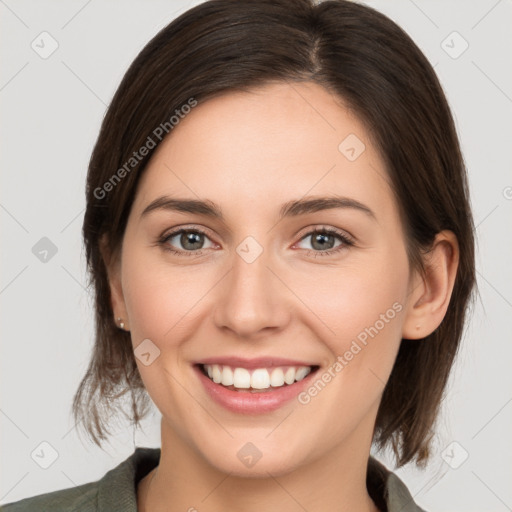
[{"xmin": 117, "ymin": 317, "xmax": 125, "ymax": 330}]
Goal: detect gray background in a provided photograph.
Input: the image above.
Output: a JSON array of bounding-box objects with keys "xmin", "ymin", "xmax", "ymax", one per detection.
[{"xmin": 1, "ymin": 0, "xmax": 511, "ymax": 510}]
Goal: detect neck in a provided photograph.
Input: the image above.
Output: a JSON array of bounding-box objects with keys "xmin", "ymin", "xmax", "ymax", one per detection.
[{"xmin": 138, "ymin": 417, "xmax": 381, "ymax": 512}]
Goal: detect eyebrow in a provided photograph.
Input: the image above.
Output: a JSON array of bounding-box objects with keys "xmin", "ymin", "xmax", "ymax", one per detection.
[{"xmin": 140, "ymin": 194, "xmax": 376, "ymax": 221}]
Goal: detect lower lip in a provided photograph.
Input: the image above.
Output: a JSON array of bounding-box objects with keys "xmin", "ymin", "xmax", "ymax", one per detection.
[{"xmin": 194, "ymin": 365, "xmax": 318, "ymax": 414}]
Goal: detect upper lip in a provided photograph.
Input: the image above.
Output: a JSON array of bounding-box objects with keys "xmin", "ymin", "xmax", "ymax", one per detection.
[{"xmin": 195, "ymin": 356, "xmax": 319, "ymax": 369}]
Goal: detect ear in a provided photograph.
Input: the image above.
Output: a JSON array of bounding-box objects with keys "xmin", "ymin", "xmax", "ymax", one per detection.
[
  {"xmin": 100, "ymin": 234, "xmax": 130, "ymax": 331},
  {"xmin": 402, "ymin": 230, "xmax": 459, "ymax": 340}
]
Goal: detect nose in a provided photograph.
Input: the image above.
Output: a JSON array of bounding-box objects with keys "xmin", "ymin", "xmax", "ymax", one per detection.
[{"xmin": 213, "ymin": 245, "xmax": 292, "ymax": 339}]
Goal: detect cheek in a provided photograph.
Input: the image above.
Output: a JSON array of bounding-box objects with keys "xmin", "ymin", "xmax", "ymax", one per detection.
[
  {"xmin": 291, "ymin": 253, "xmax": 408, "ymax": 436},
  {"xmin": 294, "ymin": 248, "xmax": 408, "ymax": 365},
  {"xmin": 120, "ymin": 247, "xmax": 202, "ymax": 403},
  {"xmin": 120, "ymin": 245, "xmax": 205, "ymax": 343}
]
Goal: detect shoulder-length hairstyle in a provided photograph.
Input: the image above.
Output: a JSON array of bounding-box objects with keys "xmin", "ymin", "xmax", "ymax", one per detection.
[{"xmin": 74, "ymin": 0, "xmax": 476, "ymax": 467}]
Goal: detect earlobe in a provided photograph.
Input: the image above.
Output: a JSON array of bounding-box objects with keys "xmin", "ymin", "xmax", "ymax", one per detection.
[
  {"xmin": 99, "ymin": 234, "xmax": 129, "ymax": 330},
  {"xmin": 402, "ymin": 230, "xmax": 459, "ymax": 340}
]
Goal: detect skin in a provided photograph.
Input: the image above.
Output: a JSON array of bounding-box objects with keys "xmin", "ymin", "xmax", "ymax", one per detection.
[{"xmin": 103, "ymin": 81, "xmax": 459, "ymax": 512}]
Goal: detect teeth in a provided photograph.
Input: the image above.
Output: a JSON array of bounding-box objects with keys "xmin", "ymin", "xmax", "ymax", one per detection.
[
  {"xmin": 221, "ymin": 366, "xmax": 234, "ymax": 386},
  {"xmin": 295, "ymin": 366, "xmax": 310, "ymax": 381},
  {"xmin": 212, "ymin": 365, "xmax": 222, "ymax": 384},
  {"xmin": 270, "ymin": 368, "xmax": 285, "ymax": 387},
  {"xmin": 203, "ymin": 364, "xmax": 313, "ymax": 390},
  {"xmin": 284, "ymin": 367, "xmax": 295, "ymax": 385},
  {"xmin": 251, "ymin": 368, "xmax": 270, "ymax": 389},
  {"xmin": 233, "ymin": 368, "xmax": 251, "ymax": 388}
]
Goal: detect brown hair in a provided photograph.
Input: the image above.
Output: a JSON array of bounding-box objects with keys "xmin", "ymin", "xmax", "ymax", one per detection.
[{"xmin": 74, "ymin": 0, "xmax": 476, "ymax": 467}]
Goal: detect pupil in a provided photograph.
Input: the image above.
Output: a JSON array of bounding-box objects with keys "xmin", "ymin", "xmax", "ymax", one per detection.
[
  {"xmin": 182, "ymin": 231, "xmax": 203, "ymax": 250},
  {"xmin": 312, "ymin": 233, "xmax": 334, "ymax": 250}
]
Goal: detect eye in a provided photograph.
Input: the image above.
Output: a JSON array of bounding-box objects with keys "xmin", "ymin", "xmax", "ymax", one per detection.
[
  {"xmin": 158, "ymin": 225, "xmax": 354, "ymax": 258},
  {"xmin": 295, "ymin": 227, "xmax": 354, "ymax": 256},
  {"xmin": 159, "ymin": 227, "xmax": 215, "ymax": 256}
]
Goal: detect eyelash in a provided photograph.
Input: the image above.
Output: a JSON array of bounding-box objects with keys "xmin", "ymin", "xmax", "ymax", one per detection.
[{"xmin": 158, "ymin": 226, "xmax": 355, "ymax": 258}]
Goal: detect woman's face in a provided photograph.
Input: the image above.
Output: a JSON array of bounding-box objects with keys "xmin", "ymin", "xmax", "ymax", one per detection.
[{"xmin": 113, "ymin": 81, "xmax": 416, "ymax": 476}]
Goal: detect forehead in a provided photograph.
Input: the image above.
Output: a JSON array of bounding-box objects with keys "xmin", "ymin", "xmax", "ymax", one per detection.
[{"xmin": 133, "ymin": 81, "xmax": 395, "ymax": 222}]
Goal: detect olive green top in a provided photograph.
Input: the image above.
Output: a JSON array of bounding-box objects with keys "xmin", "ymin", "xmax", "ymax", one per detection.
[{"xmin": 1, "ymin": 447, "xmax": 426, "ymax": 511}]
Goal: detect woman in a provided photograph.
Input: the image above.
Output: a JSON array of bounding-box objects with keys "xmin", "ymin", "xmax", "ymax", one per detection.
[{"xmin": 2, "ymin": 0, "xmax": 476, "ymax": 510}]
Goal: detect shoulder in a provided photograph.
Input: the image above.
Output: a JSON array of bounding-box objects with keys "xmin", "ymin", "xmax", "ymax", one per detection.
[
  {"xmin": 0, "ymin": 447, "xmax": 161, "ymax": 512},
  {"xmin": 367, "ymin": 456, "xmax": 428, "ymax": 512},
  {"xmin": 0, "ymin": 480, "xmax": 98, "ymax": 512}
]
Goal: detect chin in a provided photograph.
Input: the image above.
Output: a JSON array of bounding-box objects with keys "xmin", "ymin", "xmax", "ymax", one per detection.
[{"xmin": 206, "ymin": 449, "xmax": 304, "ymax": 479}]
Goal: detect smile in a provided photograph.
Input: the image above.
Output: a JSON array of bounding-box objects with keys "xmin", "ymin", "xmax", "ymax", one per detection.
[
  {"xmin": 194, "ymin": 360, "xmax": 321, "ymax": 414},
  {"xmin": 200, "ymin": 364, "xmax": 316, "ymax": 391}
]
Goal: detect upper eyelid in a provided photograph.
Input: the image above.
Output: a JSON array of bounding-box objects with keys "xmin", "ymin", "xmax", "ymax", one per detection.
[
  {"xmin": 295, "ymin": 225, "xmax": 354, "ymax": 242},
  {"xmin": 162, "ymin": 225, "xmax": 214, "ymax": 241}
]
